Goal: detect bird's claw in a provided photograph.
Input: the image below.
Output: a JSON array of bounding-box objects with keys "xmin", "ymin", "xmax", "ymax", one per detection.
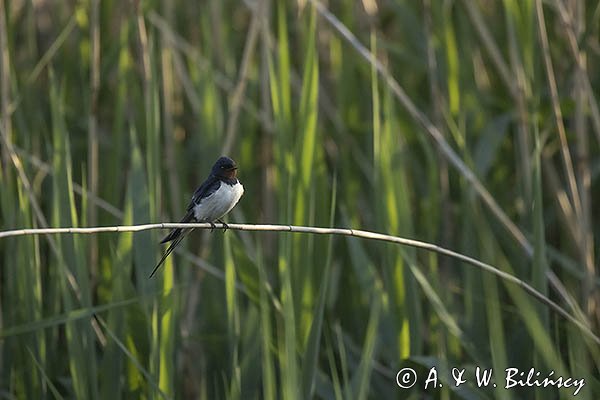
[
  {"xmin": 217, "ymin": 219, "xmax": 229, "ymax": 232},
  {"xmin": 209, "ymin": 222, "xmax": 217, "ymax": 232}
]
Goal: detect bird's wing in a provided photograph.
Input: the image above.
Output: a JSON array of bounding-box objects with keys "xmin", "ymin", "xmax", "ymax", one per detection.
[
  {"xmin": 188, "ymin": 177, "xmax": 221, "ymax": 211},
  {"xmin": 151, "ymin": 177, "xmax": 224, "ymax": 278},
  {"xmin": 160, "ymin": 177, "xmax": 220, "ymax": 244}
]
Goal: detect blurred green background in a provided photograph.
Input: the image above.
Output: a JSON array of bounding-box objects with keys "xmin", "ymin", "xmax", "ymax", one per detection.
[{"xmin": 0, "ymin": 0, "xmax": 599, "ymax": 398}]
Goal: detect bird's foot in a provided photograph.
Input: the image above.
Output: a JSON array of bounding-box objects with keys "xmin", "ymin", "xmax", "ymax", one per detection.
[
  {"xmin": 217, "ymin": 219, "xmax": 229, "ymax": 232},
  {"xmin": 209, "ymin": 221, "xmax": 217, "ymax": 232}
]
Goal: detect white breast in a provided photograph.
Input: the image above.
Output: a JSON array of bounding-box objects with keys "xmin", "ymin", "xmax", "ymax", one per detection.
[{"xmin": 193, "ymin": 181, "xmax": 244, "ymax": 222}]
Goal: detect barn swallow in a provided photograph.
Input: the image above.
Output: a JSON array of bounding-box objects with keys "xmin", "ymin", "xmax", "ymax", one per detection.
[{"xmin": 149, "ymin": 156, "xmax": 244, "ymax": 278}]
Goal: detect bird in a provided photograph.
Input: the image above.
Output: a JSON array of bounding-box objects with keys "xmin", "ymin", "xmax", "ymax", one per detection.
[{"xmin": 149, "ymin": 156, "xmax": 244, "ymax": 278}]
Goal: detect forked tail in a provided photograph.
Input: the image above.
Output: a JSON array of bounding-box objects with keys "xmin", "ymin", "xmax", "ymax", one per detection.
[
  {"xmin": 149, "ymin": 228, "xmax": 192, "ymax": 278},
  {"xmin": 160, "ymin": 209, "xmax": 194, "ymax": 243}
]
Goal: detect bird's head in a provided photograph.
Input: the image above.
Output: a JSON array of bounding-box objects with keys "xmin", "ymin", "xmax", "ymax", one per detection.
[{"xmin": 212, "ymin": 156, "xmax": 238, "ymax": 179}]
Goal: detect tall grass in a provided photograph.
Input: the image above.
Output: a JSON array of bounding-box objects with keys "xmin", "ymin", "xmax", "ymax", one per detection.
[{"xmin": 1, "ymin": 0, "xmax": 599, "ymax": 398}]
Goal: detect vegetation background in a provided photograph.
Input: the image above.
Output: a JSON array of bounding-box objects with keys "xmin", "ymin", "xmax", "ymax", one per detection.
[{"xmin": 0, "ymin": 0, "xmax": 599, "ymax": 398}]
